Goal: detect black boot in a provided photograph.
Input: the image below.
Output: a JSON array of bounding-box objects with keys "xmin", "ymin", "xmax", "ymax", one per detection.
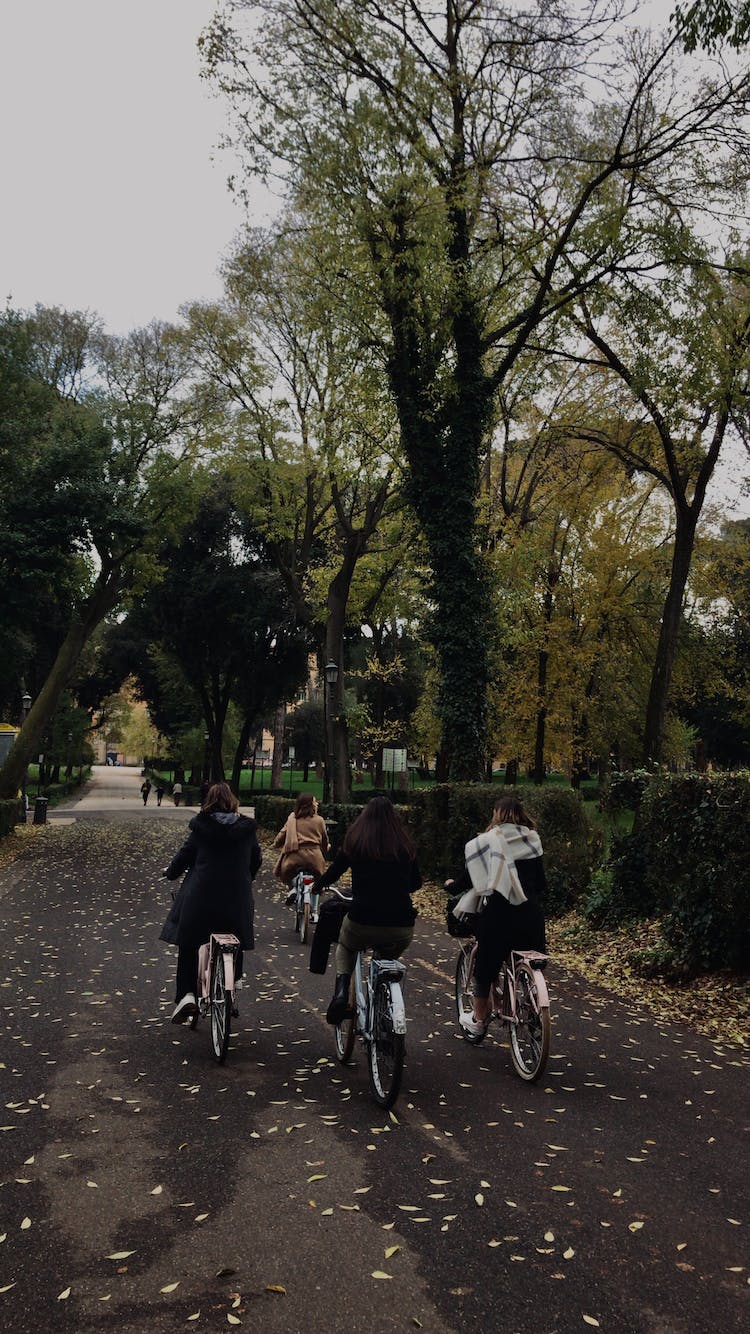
[{"xmin": 326, "ymin": 973, "xmax": 352, "ymax": 1025}]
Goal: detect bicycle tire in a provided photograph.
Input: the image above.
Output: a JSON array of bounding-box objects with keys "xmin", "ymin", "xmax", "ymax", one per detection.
[
  {"xmin": 367, "ymin": 979, "xmax": 404, "ymax": 1110},
  {"xmin": 509, "ymin": 961, "xmax": 550, "ymax": 1082},
  {"xmin": 300, "ymin": 899, "xmax": 310, "ymax": 944},
  {"xmin": 209, "ymin": 949, "xmax": 232, "ymax": 1064},
  {"xmin": 455, "ymin": 947, "xmax": 486, "ymax": 1045},
  {"xmin": 334, "ymin": 975, "xmax": 356, "ymax": 1064}
]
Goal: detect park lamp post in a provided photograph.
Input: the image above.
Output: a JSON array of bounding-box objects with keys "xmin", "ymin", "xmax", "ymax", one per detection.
[
  {"xmin": 20, "ymin": 692, "xmax": 31, "ymax": 821},
  {"xmin": 324, "ymin": 660, "xmax": 339, "ymax": 806}
]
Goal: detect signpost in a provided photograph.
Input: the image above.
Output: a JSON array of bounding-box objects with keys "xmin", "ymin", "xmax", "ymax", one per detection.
[{"xmin": 382, "ymin": 747, "xmax": 407, "ymax": 793}]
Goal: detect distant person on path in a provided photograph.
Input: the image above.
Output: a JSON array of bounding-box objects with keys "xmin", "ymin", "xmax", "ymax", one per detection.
[
  {"xmin": 199, "ymin": 779, "xmax": 211, "ymax": 806},
  {"xmin": 312, "ymin": 795, "xmax": 420, "ymax": 1024},
  {"xmin": 155, "ymin": 782, "xmax": 165, "ymax": 807},
  {"xmin": 140, "ymin": 778, "xmax": 152, "ymax": 806},
  {"xmin": 160, "ymin": 781, "xmax": 262, "ymax": 1024},
  {"xmin": 172, "ymin": 780, "xmax": 183, "ymax": 807},
  {"xmin": 446, "ymin": 794, "xmax": 546, "ymax": 1037}
]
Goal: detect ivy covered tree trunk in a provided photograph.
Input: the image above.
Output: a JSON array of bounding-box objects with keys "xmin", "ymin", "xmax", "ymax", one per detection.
[{"xmin": 271, "ymin": 704, "xmax": 285, "ymax": 790}]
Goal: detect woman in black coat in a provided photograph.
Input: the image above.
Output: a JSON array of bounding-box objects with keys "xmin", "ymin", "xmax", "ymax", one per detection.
[{"xmin": 160, "ymin": 782, "xmax": 261, "ymax": 1024}]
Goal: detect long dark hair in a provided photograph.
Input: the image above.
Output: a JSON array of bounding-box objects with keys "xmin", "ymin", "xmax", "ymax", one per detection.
[
  {"xmin": 488, "ymin": 794, "xmax": 536, "ymax": 831},
  {"xmin": 294, "ymin": 793, "xmax": 316, "ymax": 819},
  {"xmin": 203, "ymin": 781, "xmax": 239, "ymax": 815},
  {"xmin": 343, "ymin": 796, "xmax": 416, "ymax": 862}
]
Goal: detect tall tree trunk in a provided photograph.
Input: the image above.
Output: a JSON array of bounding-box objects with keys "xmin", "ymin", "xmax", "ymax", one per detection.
[
  {"xmin": 533, "ymin": 646, "xmax": 548, "ymax": 786},
  {"xmin": 0, "ymin": 580, "xmax": 118, "ymax": 799},
  {"xmin": 271, "ymin": 704, "xmax": 285, "ymax": 790},
  {"xmin": 643, "ymin": 510, "xmax": 697, "ymax": 765},
  {"xmin": 230, "ymin": 714, "xmax": 255, "ymax": 796}
]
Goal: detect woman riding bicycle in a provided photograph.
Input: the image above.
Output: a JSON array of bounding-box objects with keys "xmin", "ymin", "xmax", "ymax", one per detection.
[
  {"xmin": 447, "ymin": 794, "xmax": 546, "ymax": 1037},
  {"xmin": 273, "ymin": 792, "xmax": 330, "ymax": 887},
  {"xmin": 160, "ymin": 781, "xmax": 261, "ymax": 1024},
  {"xmin": 312, "ymin": 796, "xmax": 421, "ymax": 1024}
]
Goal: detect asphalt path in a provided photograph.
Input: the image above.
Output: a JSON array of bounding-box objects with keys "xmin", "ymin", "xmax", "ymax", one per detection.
[{"xmin": 0, "ymin": 772, "xmax": 748, "ymax": 1332}]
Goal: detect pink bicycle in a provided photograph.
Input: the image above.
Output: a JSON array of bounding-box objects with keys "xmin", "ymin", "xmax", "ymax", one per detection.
[
  {"xmin": 455, "ymin": 942, "xmax": 551, "ymax": 1081},
  {"xmin": 190, "ymin": 932, "xmax": 240, "ymax": 1063}
]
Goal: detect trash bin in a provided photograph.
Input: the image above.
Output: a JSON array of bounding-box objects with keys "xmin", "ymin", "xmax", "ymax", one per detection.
[{"xmin": 33, "ymin": 796, "xmax": 48, "ymax": 825}]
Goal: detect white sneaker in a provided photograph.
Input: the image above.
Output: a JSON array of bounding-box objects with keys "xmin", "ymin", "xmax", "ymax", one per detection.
[
  {"xmin": 171, "ymin": 993, "xmax": 197, "ymax": 1024},
  {"xmin": 311, "ymin": 912, "xmax": 319, "ymax": 924},
  {"xmin": 459, "ymin": 1010, "xmax": 487, "ymax": 1037}
]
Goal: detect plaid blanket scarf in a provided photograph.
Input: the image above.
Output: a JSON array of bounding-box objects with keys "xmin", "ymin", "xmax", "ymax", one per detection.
[{"xmin": 452, "ymin": 822, "xmax": 544, "ymax": 919}]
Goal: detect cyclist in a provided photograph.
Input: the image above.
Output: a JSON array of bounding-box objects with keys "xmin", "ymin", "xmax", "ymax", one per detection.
[
  {"xmin": 311, "ymin": 796, "xmax": 421, "ymax": 1024},
  {"xmin": 273, "ymin": 793, "xmax": 330, "ymax": 916},
  {"xmin": 159, "ymin": 781, "xmax": 261, "ymax": 1024},
  {"xmin": 447, "ymin": 794, "xmax": 546, "ymax": 1037}
]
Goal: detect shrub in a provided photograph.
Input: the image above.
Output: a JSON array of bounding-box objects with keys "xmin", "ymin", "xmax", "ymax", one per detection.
[
  {"xmin": 634, "ymin": 773, "xmax": 750, "ymax": 974},
  {"xmin": 601, "ymin": 770, "xmax": 651, "ymax": 816}
]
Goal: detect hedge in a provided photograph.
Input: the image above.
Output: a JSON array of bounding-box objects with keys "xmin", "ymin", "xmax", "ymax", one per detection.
[
  {"xmin": 0, "ymin": 798, "xmax": 22, "ymax": 839},
  {"xmin": 251, "ymin": 784, "xmax": 593, "ymax": 913}
]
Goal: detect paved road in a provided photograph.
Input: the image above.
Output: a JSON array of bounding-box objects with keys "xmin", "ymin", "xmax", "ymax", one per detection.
[{"xmin": 0, "ymin": 809, "xmax": 748, "ymax": 1333}]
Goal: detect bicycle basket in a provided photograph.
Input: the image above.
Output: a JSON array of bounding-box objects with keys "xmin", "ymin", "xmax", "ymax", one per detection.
[{"xmin": 446, "ymin": 892, "xmax": 479, "ymax": 939}]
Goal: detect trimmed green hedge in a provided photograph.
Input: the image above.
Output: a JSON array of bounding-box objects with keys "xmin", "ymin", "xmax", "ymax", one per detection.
[
  {"xmin": 251, "ymin": 784, "xmax": 592, "ymax": 913},
  {"xmin": 0, "ymin": 798, "xmax": 22, "ymax": 839}
]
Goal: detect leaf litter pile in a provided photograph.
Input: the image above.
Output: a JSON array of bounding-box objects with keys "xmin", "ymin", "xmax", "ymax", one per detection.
[{"xmin": 0, "ymin": 817, "xmax": 747, "ymax": 1331}]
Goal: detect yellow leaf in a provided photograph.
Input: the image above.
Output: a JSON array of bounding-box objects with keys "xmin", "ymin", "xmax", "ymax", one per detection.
[
  {"xmin": 187, "ymin": 1315, "xmax": 200, "ymax": 1322},
  {"xmin": 150, "ymin": 1186, "xmax": 163, "ymax": 1196},
  {"xmin": 676, "ymin": 1243, "xmax": 687, "ymax": 1251},
  {"xmin": 307, "ymin": 1174, "xmax": 327, "ymax": 1183},
  {"xmin": 544, "ymin": 1231, "xmax": 555, "ymax": 1242},
  {"xmin": 86, "ymin": 1181, "xmax": 98, "ymax": 1189},
  {"xmin": 628, "ymin": 1222, "xmax": 644, "ymax": 1232},
  {"xmin": 106, "ymin": 1251, "xmax": 135, "ymax": 1260},
  {"xmin": 488, "ymin": 1240, "xmax": 501, "ymax": 1248},
  {"xmin": 322, "ymin": 1208, "xmax": 333, "ymax": 1216},
  {"xmin": 20, "ymin": 1217, "xmax": 31, "ymax": 1230},
  {"xmin": 371, "ymin": 1271, "xmax": 392, "ymax": 1280},
  {"xmin": 195, "ymin": 1214, "xmax": 209, "ymax": 1222},
  {"xmin": 0, "ymin": 1284, "xmax": 16, "ymax": 1293},
  {"xmin": 160, "ymin": 1282, "xmax": 180, "ymax": 1293},
  {"xmin": 583, "ymin": 1318, "xmax": 600, "ymax": 1328},
  {"xmin": 57, "ymin": 1287, "xmax": 71, "ymax": 1300},
  {"xmin": 551, "ymin": 1186, "xmax": 571, "ymax": 1193},
  {"xmin": 227, "ymin": 1317, "xmax": 241, "ymax": 1326},
  {"xmin": 480, "ymin": 1180, "xmax": 491, "ymax": 1188},
  {"xmin": 265, "ymin": 1285, "xmax": 286, "ymax": 1294},
  {"xmin": 384, "ymin": 1246, "xmax": 400, "ymax": 1259},
  {"xmin": 389, "ymin": 1111, "xmax": 399, "ymax": 1125},
  {"xmin": 563, "ymin": 1247, "xmax": 575, "ymax": 1259},
  {"xmin": 475, "ymin": 1194, "xmax": 484, "ymax": 1206},
  {"xmin": 398, "ymin": 1205, "xmax": 419, "ymax": 1211}
]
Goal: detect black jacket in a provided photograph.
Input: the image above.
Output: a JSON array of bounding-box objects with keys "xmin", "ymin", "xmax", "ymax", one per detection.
[
  {"xmin": 159, "ymin": 812, "xmax": 261, "ymax": 950},
  {"xmin": 313, "ymin": 852, "xmax": 421, "ymax": 928}
]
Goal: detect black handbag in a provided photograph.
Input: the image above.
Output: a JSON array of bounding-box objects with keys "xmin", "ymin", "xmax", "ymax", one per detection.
[{"xmin": 445, "ymin": 891, "xmax": 479, "ymax": 938}]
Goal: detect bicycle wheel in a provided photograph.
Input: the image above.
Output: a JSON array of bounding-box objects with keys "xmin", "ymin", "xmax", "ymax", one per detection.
[
  {"xmin": 300, "ymin": 899, "xmax": 310, "ymax": 944},
  {"xmin": 209, "ymin": 949, "xmax": 232, "ymax": 1064},
  {"xmin": 455, "ymin": 947, "xmax": 486, "ymax": 1045},
  {"xmin": 509, "ymin": 961, "xmax": 550, "ymax": 1081},
  {"xmin": 367, "ymin": 979, "xmax": 404, "ymax": 1110},
  {"xmin": 334, "ymin": 974, "xmax": 356, "ymax": 1064}
]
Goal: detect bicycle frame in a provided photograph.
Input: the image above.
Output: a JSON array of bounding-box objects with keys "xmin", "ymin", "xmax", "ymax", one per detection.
[
  {"xmin": 493, "ymin": 949, "xmax": 550, "ymax": 1021},
  {"xmin": 197, "ymin": 933, "xmax": 239, "ymax": 1007}
]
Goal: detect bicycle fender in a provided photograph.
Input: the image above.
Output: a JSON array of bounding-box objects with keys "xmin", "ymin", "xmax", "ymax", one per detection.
[{"xmin": 389, "ymin": 982, "xmax": 406, "ymax": 1036}]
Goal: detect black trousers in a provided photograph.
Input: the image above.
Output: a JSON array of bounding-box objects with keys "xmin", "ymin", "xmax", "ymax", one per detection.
[{"xmin": 473, "ymin": 891, "xmax": 545, "ymax": 998}]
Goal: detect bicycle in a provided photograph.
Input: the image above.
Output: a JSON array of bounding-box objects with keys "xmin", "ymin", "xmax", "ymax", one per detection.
[
  {"xmin": 189, "ymin": 932, "xmax": 241, "ymax": 1063},
  {"xmin": 289, "ymin": 868, "xmax": 317, "ymax": 944},
  {"xmin": 329, "ymin": 891, "xmax": 407, "ymax": 1110},
  {"xmin": 455, "ymin": 940, "xmax": 550, "ymax": 1081}
]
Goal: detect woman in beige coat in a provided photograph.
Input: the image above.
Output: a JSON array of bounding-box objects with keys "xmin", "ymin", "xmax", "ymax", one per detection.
[{"xmin": 273, "ymin": 793, "xmax": 330, "ymax": 896}]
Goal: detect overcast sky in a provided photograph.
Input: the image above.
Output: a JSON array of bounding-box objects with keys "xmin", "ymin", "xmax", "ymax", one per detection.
[{"xmin": 0, "ymin": 0, "xmax": 262, "ymax": 334}]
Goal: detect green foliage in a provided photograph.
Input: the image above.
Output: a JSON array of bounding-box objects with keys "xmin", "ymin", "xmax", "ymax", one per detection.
[
  {"xmin": 673, "ymin": 1, "xmax": 750, "ymax": 51},
  {"xmin": 599, "ymin": 774, "xmax": 750, "ymax": 974},
  {"xmin": 602, "ymin": 770, "xmax": 651, "ymax": 815},
  {"xmin": 585, "ymin": 837, "xmax": 653, "ymax": 925}
]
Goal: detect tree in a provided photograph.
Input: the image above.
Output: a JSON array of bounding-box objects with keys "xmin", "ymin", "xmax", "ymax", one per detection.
[
  {"xmin": 673, "ymin": 1, "xmax": 750, "ymax": 51},
  {"xmin": 184, "ymin": 223, "xmax": 406, "ymax": 801},
  {"xmin": 202, "ymin": 0, "xmax": 750, "ymax": 777},
  {"xmin": 286, "ymin": 699, "xmax": 324, "ymax": 781},
  {"xmin": 571, "ymin": 250, "xmax": 750, "ymax": 763},
  {"xmin": 0, "ymin": 309, "xmax": 202, "ymax": 798}
]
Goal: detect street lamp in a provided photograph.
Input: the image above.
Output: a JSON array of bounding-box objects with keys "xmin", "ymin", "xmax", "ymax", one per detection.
[
  {"xmin": 324, "ymin": 661, "xmax": 339, "ymax": 805},
  {"xmin": 19, "ymin": 692, "xmax": 31, "ymax": 822}
]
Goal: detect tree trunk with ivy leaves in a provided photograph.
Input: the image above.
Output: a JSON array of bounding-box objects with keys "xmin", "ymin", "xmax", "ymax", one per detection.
[{"xmin": 643, "ymin": 508, "xmax": 698, "ymax": 766}]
